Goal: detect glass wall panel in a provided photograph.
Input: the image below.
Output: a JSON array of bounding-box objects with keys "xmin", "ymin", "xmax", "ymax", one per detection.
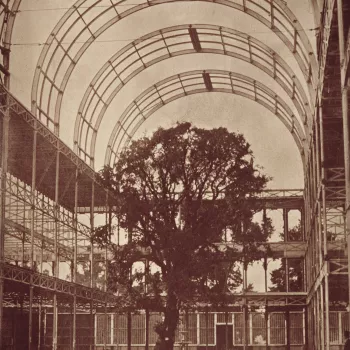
[{"xmin": 270, "ymin": 313, "xmax": 285, "ymax": 345}]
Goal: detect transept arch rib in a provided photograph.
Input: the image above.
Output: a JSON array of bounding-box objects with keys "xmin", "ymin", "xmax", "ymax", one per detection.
[
  {"xmin": 74, "ymin": 24, "xmax": 312, "ymax": 168},
  {"xmin": 0, "ymin": 0, "xmax": 21, "ymax": 87},
  {"xmin": 104, "ymin": 70, "xmax": 306, "ymax": 167},
  {"xmin": 31, "ymin": 0, "xmax": 318, "ymax": 137}
]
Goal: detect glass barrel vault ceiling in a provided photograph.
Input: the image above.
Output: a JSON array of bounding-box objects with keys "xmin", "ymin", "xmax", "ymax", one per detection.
[{"xmin": 9, "ymin": 0, "xmax": 318, "ymax": 188}]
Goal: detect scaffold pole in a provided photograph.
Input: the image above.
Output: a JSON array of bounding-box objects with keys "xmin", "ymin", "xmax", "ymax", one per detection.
[
  {"xmin": 0, "ymin": 90, "xmax": 10, "ymax": 350},
  {"xmin": 90, "ymin": 180, "xmax": 95, "ymax": 349},
  {"xmin": 336, "ymin": 0, "xmax": 350, "ymax": 331},
  {"xmin": 145, "ymin": 259, "xmax": 150, "ymax": 350},
  {"xmin": 53, "ymin": 149, "xmax": 60, "ymax": 350},
  {"xmin": 145, "ymin": 308, "xmax": 150, "ymax": 350},
  {"xmin": 205, "ymin": 306, "xmax": 209, "ymax": 350},
  {"xmin": 38, "ymin": 298, "xmax": 42, "ymax": 349},
  {"xmin": 73, "ymin": 167, "xmax": 79, "ymax": 350},
  {"xmin": 29, "ymin": 121, "xmax": 37, "ymax": 349},
  {"xmin": 90, "ymin": 180, "xmax": 95, "ymax": 288},
  {"xmin": 104, "ymin": 303, "xmax": 107, "ymax": 349},
  {"xmin": 286, "ymin": 307, "xmax": 290, "ymax": 349}
]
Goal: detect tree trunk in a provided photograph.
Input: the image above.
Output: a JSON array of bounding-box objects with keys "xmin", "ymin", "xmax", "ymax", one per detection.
[{"xmin": 155, "ymin": 292, "xmax": 179, "ymax": 350}]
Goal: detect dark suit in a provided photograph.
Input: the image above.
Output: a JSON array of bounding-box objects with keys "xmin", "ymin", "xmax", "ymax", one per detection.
[{"xmin": 345, "ymin": 338, "xmax": 350, "ymax": 350}]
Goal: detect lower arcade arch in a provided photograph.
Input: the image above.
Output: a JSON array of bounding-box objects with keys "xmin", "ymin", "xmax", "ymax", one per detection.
[
  {"xmin": 74, "ymin": 24, "xmax": 312, "ymax": 167},
  {"xmin": 104, "ymin": 69, "xmax": 306, "ymax": 167},
  {"xmin": 31, "ymin": 0, "xmax": 318, "ymax": 133}
]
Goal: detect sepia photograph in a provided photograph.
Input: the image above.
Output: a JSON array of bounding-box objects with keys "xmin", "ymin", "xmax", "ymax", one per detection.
[{"xmin": 0, "ymin": 0, "xmax": 348, "ymax": 349}]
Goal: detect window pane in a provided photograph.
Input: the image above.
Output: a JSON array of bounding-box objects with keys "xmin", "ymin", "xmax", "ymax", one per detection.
[
  {"xmin": 149, "ymin": 313, "xmax": 163, "ymax": 345},
  {"xmin": 96, "ymin": 314, "xmax": 111, "ymax": 345},
  {"xmin": 114, "ymin": 314, "xmax": 127, "ymax": 345},
  {"xmin": 217, "ymin": 313, "xmax": 232, "ymax": 323},
  {"xmin": 270, "ymin": 313, "xmax": 285, "ymax": 345},
  {"xmin": 199, "ymin": 313, "xmax": 215, "ymax": 344},
  {"xmin": 342, "ymin": 312, "xmax": 350, "ymax": 335},
  {"xmin": 131, "ymin": 314, "xmax": 145, "ymax": 344},
  {"xmin": 188, "ymin": 313, "xmax": 198, "ymax": 344},
  {"xmin": 234, "ymin": 313, "xmax": 244, "ymax": 345},
  {"xmin": 290, "ymin": 312, "xmax": 304, "ymax": 345},
  {"xmin": 329, "ymin": 312, "xmax": 339, "ymax": 344},
  {"xmin": 251, "ymin": 313, "xmax": 266, "ymax": 345}
]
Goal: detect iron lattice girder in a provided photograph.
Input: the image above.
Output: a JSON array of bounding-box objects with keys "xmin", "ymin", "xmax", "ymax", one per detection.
[
  {"xmin": 3, "ymin": 176, "xmax": 100, "ymax": 263},
  {"xmin": 243, "ymin": 292, "xmax": 306, "ymax": 307},
  {"xmin": 223, "ymin": 241, "xmax": 307, "ymax": 259},
  {"xmin": 318, "ymin": 0, "xmax": 344, "ymax": 133},
  {"xmin": 1, "ymin": 262, "xmax": 307, "ymax": 308},
  {"xmin": 317, "ymin": 0, "xmax": 336, "ymax": 97},
  {"xmin": 74, "ymin": 24, "xmax": 312, "ymax": 167},
  {"xmin": 107, "ymin": 239, "xmax": 307, "ymax": 260},
  {"xmin": 4, "ymin": 218, "xmax": 73, "ymax": 261},
  {"xmin": 105, "ymin": 69, "xmax": 306, "ymax": 166},
  {"xmin": 77, "ymin": 189, "xmax": 305, "ymax": 213},
  {"xmin": 5, "ymin": 173, "xmax": 91, "ymax": 238},
  {"xmin": 0, "ymin": 86, "xmax": 95, "ymax": 178},
  {"xmin": 190, "ymin": 292, "xmax": 307, "ymax": 307},
  {"xmin": 31, "ymin": 0, "xmax": 317, "ymax": 142},
  {"xmin": 3, "ymin": 193, "xmax": 97, "ymax": 264},
  {"xmin": 329, "ymin": 259, "xmax": 348, "ymax": 275},
  {"xmin": 0, "ymin": 1, "xmax": 19, "ymax": 46},
  {"xmin": 0, "ymin": 0, "xmax": 20, "ymax": 81},
  {"xmin": 306, "ymin": 262, "xmax": 328, "ymax": 304},
  {"xmin": 1, "ymin": 263, "xmax": 119, "ymax": 306},
  {"xmin": 0, "ymin": 84, "xmax": 110, "ymax": 210},
  {"xmin": 323, "ymin": 168, "xmax": 346, "ymax": 200}
]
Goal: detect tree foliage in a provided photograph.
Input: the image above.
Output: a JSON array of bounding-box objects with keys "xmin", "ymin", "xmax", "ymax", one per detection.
[
  {"xmin": 269, "ymin": 222, "xmax": 303, "ymax": 292},
  {"xmin": 65, "ymin": 259, "xmax": 106, "ymax": 288},
  {"xmin": 97, "ymin": 122, "xmax": 272, "ymax": 349}
]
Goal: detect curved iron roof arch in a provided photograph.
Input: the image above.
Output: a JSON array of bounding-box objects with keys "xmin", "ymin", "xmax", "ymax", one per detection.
[
  {"xmin": 31, "ymin": 0, "xmax": 318, "ymax": 138},
  {"xmin": 74, "ymin": 24, "xmax": 312, "ymax": 167},
  {"xmin": 0, "ymin": 0, "xmax": 21, "ymax": 87},
  {"xmin": 104, "ymin": 70, "xmax": 306, "ymax": 169}
]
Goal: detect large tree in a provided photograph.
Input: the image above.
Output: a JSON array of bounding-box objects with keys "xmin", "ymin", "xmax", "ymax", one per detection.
[{"xmin": 96, "ymin": 122, "xmax": 272, "ymax": 350}]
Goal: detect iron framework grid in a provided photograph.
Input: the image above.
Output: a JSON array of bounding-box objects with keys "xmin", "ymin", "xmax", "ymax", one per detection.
[
  {"xmin": 0, "ymin": 0, "xmax": 350, "ymax": 349},
  {"xmin": 30, "ymin": 0, "xmax": 318, "ymax": 138},
  {"xmin": 104, "ymin": 69, "xmax": 306, "ymax": 166},
  {"xmin": 73, "ymin": 24, "xmax": 313, "ymax": 167}
]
